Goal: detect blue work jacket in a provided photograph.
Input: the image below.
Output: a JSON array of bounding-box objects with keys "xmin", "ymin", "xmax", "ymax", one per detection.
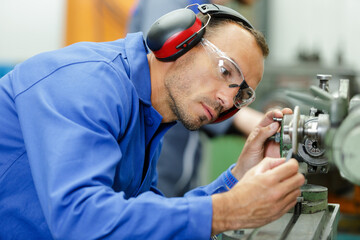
[{"xmin": 0, "ymin": 33, "xmax": 231, "ymax": 239}]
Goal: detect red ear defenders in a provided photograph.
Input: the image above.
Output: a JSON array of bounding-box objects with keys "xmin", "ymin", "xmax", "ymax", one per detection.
[
  {"xmin": 146, "ymin": 4, "xmax": 253, "ymax": 62},
  {"xmin": 146, "ymin": 3, "xmax": 255, "ymax": 123}
]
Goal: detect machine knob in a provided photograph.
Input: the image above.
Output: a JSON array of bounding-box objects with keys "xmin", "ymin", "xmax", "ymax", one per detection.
[{"xmin": 317, "ymin": 74, "xmax": 332, "ymax": 92}]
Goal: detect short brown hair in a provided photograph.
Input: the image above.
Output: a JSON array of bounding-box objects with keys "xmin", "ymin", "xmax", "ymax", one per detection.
[{"xmin": 197, "ymin": 13, "xmax": 269, "ymax": 57}]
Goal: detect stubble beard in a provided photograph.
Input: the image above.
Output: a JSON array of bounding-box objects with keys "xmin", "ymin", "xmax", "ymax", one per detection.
[
  {"xmin": 165, "ymin": 75, "xmax": 206, "ymax": 131},
  {"xmin": 166, "ymin": 86, "xmax": 207, "ymax": 131},
  {"xmin": 163, "ymin": 52, "xmax": 212, "ymax": 130}
]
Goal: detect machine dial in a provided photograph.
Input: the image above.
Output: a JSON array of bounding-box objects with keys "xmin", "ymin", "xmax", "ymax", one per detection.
[{"xmin": 304, "ymin": 138, "xmax": 325, "ymax": 157}]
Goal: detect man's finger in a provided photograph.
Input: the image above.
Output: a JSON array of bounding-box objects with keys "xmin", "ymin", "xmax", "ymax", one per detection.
[
  {"xmin": 281, "ymin": 108, "xmax": 292, "ymax": 115},
  {"xmin": 248, "ymin": 121, "xmax": 280, "ymax": 149},
  {"xmin": 264, "ymin": 141, "xmax": 281, "ymax": 158},
  {"xmin": 267, "ymin": 159, "xmax": 300, "ymax": 182},
  {"xmin": 278, "ymin": 172, "xmax": 305, "ymax": 193},
  {"xmin": 258, "ymin": 110, "xmax": 283, "ymax": 128},
  {"xmin": 276, "ymin": 190, "xmax": 300, "ymax": 217},
  {"xmin": 258, "ymin": 108, "xmax": 293, "ymax": 128},
  {"xmin": 255, "ymin": 157, "xmax": 285, "ymax": 174}
]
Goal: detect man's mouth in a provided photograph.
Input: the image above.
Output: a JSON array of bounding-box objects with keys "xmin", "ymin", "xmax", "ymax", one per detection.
[{"xmin": 202, "ymin": 103, "xmax": 216, "ymax": 122}]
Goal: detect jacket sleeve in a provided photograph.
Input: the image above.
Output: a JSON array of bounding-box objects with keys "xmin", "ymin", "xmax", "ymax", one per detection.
[
  {"xmin": 184, "ymin": 168, "xmax": 232, "ymax": 197},
  {"xmin": 14, "ymin": 60, "xmax": 212, "ymax": 240}
]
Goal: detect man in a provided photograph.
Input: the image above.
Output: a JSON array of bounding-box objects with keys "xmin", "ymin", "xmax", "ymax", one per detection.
[
  {"xmin": 129, "ymin": 0, "xmax": 264, "ymax": 197},
  {"xmin": 0, "ymin": 4, "xmax": 304, "ymax": 239}
]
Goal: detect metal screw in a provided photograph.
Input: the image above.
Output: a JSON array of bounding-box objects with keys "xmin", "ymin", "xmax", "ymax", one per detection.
[
  {"xmin": 308, "ymin": 166, "xmax": 317, "ymax": 173},
  {"xmin": 273, "ymin": 117, "xmax": 283, "ymax": 122},
  {"xmin": 234, "ymin": 229, "xmax": 245, "ymax": 236},
  {"xmin": 317, "ymin": 74, "xmax": 331, "ymax": 92}
]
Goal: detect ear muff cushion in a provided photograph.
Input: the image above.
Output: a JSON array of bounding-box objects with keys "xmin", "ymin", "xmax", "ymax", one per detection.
[
  {"xmin": 146, "ymin": 9, "xmax": 204, "ymax": 62},
  {"xmin": 213, "ymin": 107, "xmax": 238, "ymax": 123}
]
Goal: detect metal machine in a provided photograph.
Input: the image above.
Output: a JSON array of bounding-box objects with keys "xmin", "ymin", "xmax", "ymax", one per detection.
[
  {"xmin": 278, "ymin": 74, "xmax": 360, "ymax": 185},
  {"xmin": 220, "ymin": 74, "xmax": 360, "ymax": 239}
]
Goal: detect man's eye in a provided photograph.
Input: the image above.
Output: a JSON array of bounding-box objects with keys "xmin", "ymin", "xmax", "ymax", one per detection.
[{"xmin": 220, "ymin": 66, "xmax": 231, "ymax": 77}]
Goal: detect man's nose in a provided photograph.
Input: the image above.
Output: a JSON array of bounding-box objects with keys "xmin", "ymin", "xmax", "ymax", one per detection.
[{"xmin": 216, "ymin": 85, "xmax": 238, "ymax": 111}]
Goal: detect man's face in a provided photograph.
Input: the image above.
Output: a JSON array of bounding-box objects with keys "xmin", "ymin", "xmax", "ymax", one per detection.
[{"xmin": 164, "ymin": 23, "xmax": 264, "ymax": 130}]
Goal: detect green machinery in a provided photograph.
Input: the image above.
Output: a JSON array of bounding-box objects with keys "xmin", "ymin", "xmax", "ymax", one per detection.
[{"xmin": 220, "ymin": 74, "xmax": 360, "ymax": 239}]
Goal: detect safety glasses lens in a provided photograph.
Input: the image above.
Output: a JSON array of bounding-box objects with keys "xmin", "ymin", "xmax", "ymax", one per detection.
[
  {"xmin": 217, "ymin": 58, "xmax": 241, "ymax": 85},
  {"xmin": 234, "ymin": 82, "xmax": 256, "ymax": 109}
]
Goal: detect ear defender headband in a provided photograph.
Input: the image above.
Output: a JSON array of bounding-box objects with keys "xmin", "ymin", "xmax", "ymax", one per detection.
[{"xmin": 146, "ymin": 4, "xmax": 255, "ymax": 122}]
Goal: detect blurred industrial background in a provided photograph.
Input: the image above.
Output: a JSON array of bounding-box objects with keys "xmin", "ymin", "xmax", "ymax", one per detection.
[{"xmin": 1, "ymin": 0, "xmax": 359, "ymax": 239}]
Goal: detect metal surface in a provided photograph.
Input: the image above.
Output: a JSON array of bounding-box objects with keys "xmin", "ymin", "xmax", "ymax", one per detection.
[
  {"xmin": 251, "ymin": 64, "xmax": 358, "ymax": 114},
  {"xmin": 279, "ymin": 200, "xmax": 302, "ymax": 240},
  {"xmin": 220, "ymin": 204, "xmax": 340, "ymax": 240},
  {"xmin": 220, "ymin": 73, "xmax": 360, "ymax": 240},
  {"xmin": 300, "ymin": 184, "xmax": 328, "ymax": 214},
  {"xmin": 280, "ymin": 111, "xmax": 328, "ymax": 173},
  {"xmin": 331, "ymin": 108, "xmax": 360, "ymax": 184},
  {"xmin": 291, "ymin": 106, "xmax": 300, "ymax": 154},
  {"xmin": 220, "ymin": 184, "xmax": 339, "ymax": 240},
  {"xmin": 274, "ymin": 74, "xmax": 360, "ymax": 184}
]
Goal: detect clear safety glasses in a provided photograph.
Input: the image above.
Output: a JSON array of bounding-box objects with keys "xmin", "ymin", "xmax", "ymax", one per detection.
[{"xmin": 200, "ymin": 38, "xmax": 256, "ymax": 109}]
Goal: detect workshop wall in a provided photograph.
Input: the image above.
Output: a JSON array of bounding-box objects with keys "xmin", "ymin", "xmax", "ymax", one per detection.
[
  {"xmin": 65, "ymin": 0, "xmax": 134, "ymax": 46},
  {"xmin": 1, "ymin": 0, "xmax": 359, "ymax": 74},
  {"xmin": 268, "ymin": 0, "xmax": 360, "ymax": 73},
  {"xmin": 0, "ymin": 0, "xmax": 65, "ymax": 64}
]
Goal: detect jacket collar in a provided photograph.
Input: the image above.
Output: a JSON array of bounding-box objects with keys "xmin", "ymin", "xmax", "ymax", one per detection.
[{"xmin": 125, "ymin": 32, "xmax": 152, "ymax": 106}]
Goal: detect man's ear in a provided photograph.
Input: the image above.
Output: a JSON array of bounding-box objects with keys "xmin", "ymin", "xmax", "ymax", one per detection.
[{"xmin": 146, "ymin": 8, "xmax": 205, "ymax": 62}]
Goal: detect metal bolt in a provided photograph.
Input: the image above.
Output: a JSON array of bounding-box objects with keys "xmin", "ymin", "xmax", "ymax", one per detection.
[
  {"xmin": 273, "ymin": 117, "xmax": 283, "ymax": 122},
  {"xmin": 234, "ymin": 229, "xmax": 245, "ymax": 236},
  {"xmin": 308, "ymin": 166, "xmax": 317, "ymax": 173},
  {"xmin": 317, "ymin": 74, "xmax": 331, "ymax": 92}
]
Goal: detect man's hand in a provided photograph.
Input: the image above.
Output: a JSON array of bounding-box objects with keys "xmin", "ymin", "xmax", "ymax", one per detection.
[
  {"xmin": 232, "ymin": 108, "xmax": 292, "ymax": 180},
  {"xmin": 211, "ymin": 157, "xmax": 305, "ymax": 235}
]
